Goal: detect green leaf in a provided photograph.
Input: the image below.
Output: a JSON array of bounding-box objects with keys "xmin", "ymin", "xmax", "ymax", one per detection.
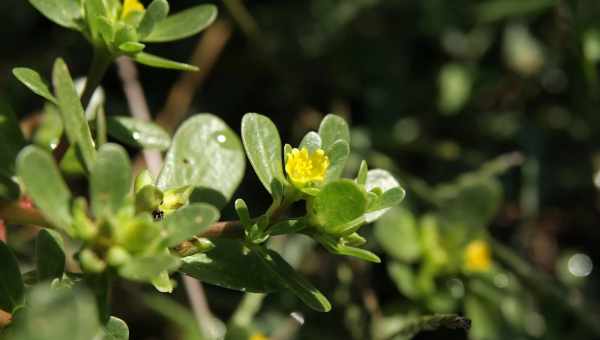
[
  {"xmin": 151, "ymin": 271, "xmax": 174, "ymax": 293},
  {"xmin": 90, "ymin": 144, "xmax": 132, "ymax": 218},
  {"xmin": 253, "ymin": 245, "xmax": 332, "ymax": 312},
  {"xmin": 6, "ymin": 284, "xmax": 101, "ymax": 340},
  {"xmin": 36, "ymin": 229, "xmax": 66, "ymax": 281},
  {"xmin": 118, "ymin": 42, "xmax": 145, "ymax": 54},
  {"xmin": 162, "ymin": 203, "xmax": 220, "ymax": 247},
  {"xmin": 84, "ymin": 0, "xmax": 108, "ymax": 40},
  {"xmin": 138, "ymin": 0, "xmax": 169, "ymax": 39},
  {"xmin": 313, "ymin": 233, "xmax": 380, "ymax": 263},
  {"xmin": 119, "ymin": 254, "xmax": 181, "ymax": 282},
  {"xmin": 0, "ymin": 99, "xmax": 26, "ymax": 177},
  {"xmin": 311, "ymin": 179, "xmax": 368, "ymax": 236},
  {"xmin": 12, "ymin": 68, "xmax": 57, "ymax": 104},
  {"xmin": 52, "ymin": 58, "xmax": 96, "ymax": 171},
  {"xmin": 143, "ymin": 4, "xmax": 217, "ymax": 42},
  {"xmin": 142, "ymin": 294, "xmax": 204, "ymax": 340},
  {"xmin": 241, "ymin": 113, "xmax": 286, "ymax": 193},
  {"xmin": 476, "ymin": 0, "xmax": 556, "ymax": 23},
  {"xmin": 299, "ymin": 131, "xmax": 321, "ymax": 152},
  {"xmin": 28, "ymin": 0, "xmax": 82, "ymax": 30},
  {"xmin": 33, "ymin": 103, "xmax": 64, "ymax": 151},
  {"xmin": 318, "ymin": 114, "xmax": 350, "ymax": 152},
  {"xmin": 134, "ymin": 52, "xmax": 198, "ymax": 71},
  {"xmin": 375, "ymin": 207, "xmax": 421, "ymax": 262},
  {"xmin": 356, "ymin": 160, "xmax": 368, "ymax": 185},
  {"xmin": 16, "ymin": 146, "xmax": 73, "ymax": 231},
  {"xmin": 368, "ymin": 187, "xmax": 406, "ymax": 213},
  {"xmin": 269, "ymin": 218, "xmax": 307, "ymax": 236},
  {"xmin": 0, "ymin": 174, "xmax": 20, "ymax": 201},
  {"xmin": 107, "ymin": 116, "xmax": 171, "ymax": 150},
  {"xmin": 157, "ymin": 114, "xmax": 245, "ymax": 208},
  {"xmin": 101, "ymin": 316, "xmax": 129, "ymax": 340},
  {"xmin": 324, "ymin": 140, "xmax": 350, "ymax": 182},
  {"xmin": 179, "ymin": 239, "xmax": 280, "ymax": 293},
  {"xmin": 0, "ymin": 241, "xmax": 24, "ymax": 313},
  {"xmin": 387, "ymin": 262, "xmax": 419, "ymax": 298},
  {"xmin": 364, "ymin": 169, "xmax": 404, "ymax": 223}
]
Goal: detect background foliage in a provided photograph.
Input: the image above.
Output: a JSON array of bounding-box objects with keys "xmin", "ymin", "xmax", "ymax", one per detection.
[{"xmin": 2, "ymin": 0, "xmax": 600, "ymax": 339}]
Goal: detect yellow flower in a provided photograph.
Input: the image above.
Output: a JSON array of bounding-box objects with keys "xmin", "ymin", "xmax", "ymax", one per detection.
[
  {"xmin": 249, "ymin": 333, "xmax": 268, "ymax": 340},
  {"xmin": 464, "ymin": 240, "xmax": 492, "ymax": 272},
  {"xmin": 121, "ymin": 0, "xmax": 144, "ymax": 18},
  {"xmin": 285, "ymin": 147, "xmax": 329, "ymax": 187}
]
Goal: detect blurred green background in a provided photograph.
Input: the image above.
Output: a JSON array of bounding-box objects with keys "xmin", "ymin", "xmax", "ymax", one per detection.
[{"xmin": 2, "ymin": 0, "xmax": 600, "ymax": 339}]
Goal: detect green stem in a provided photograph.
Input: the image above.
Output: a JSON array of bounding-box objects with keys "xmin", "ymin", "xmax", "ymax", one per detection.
[
  {"xmin": 491, "ymin": 239, "xmax": 600, "ymax": 336},
  {"xmin": 81, "ymin": 48, "xmax": 112, "ymax": 110}
]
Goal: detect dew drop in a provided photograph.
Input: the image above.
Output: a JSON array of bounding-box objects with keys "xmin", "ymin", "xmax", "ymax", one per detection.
[{"xmin": 216, "ymin": 134, "xmax": 226, "ymax": 143}]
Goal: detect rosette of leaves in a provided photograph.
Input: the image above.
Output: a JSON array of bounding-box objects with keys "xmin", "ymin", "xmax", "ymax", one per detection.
[
  {"xmin": 27, "ymin": 0, "xmax": 217, "ymax": 71},
  {"xmin": 237, "ymin": 113, "xmax": 406, "ymax": 263}
]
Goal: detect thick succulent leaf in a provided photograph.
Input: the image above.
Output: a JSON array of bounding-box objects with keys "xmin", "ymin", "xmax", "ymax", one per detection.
[
  {"xmin": 143, "ymin": 4, "xmax": 217, "ymax": 42},
  {"xmin": 101, "ymin": 316, "xmax": 129, "ymax": 340},
  {"xmin": 90, "ymin": 144, "xmax": 132, "ymax": 218},
  {"xmin": 311, "ymin": 179, "xmax": 368, "ymax": 235},
  {"xmin": 12, "ymin": 68, "xmax": 57, "ymax": 103},
  {"xmin": 119, "ymin": 254, "xmax": 181, "ymax": 282},
  {"xmin": 28, "ymin": 0, "xmax": 83, "ymax": 30},
  {"xmin": 16, "ymin": 146, "xmax": 73, "ymax": 231},
  {"xmin": 35, "ymin": 229, "xmax": 66, "ymax": 281},
  {"xmin": 6, "ymin": 284, "xmax": 101, "ymax": 340},
  {"xmin": 241, "ymin": 113, "xmax": 286, "ymax": 194},
  {"xmin": 134, "ymin": 52, "xmax": 198, "ymax": 71},
  {"xmin": 0, "ymin": 99, "xmax": 27, "ymax": 177},
  {"xmin": 137, "ymin": 0, "xmax": 169, "ymax": 39},
  {"xmin": 157, "ymin": 114, "xmax": 245, "ymax": 209},
  {"xmin": 364, "ymin": 169, "xmax": 404, "ymax": 223},
  {"xmin": 313, "ymin": 233, "xmax": 380, "ymax": 263},
  {"xmin": 162, "ymin": 203, "xmax": 220, "ymax": 247},
  {"xmin": 324, "ymin": 140, "xmax": 349, "ymax": 182},
  {"xmin": 179, "ymin": 239, "xmax": 281, "ymax": 293},
  {"xmin": 374, "ymin": 207, "xmax": 421, "ymax": 262},
  {"xmin": 253, "ymin": 245, "xmax": 332, "ymax": 312},
  {"xmin": 52, "ymin": 58, "xmax": 96, "ymax": 171},
  {"xmin": 299, "ymin": 131, "xmax": 321, "ymax": 152},
  {"xmin": 318, "ymin": 114, "xmax": 350, "ymax": 152},
  {"xmin": 0, "ymin": 241, "xmax": 24, "ymax": 313},
  {"xmin": 107, "ymin": 116, "xmax": 171, "ymax": 150}
]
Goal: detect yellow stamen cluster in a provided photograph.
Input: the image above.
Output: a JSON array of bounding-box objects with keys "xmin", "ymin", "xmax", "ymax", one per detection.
[
  {"xmin": 285, "ymin": 147, "xmax": 329, "ymax": 187},
  {"xmin": 121, "ymin": 0, "xmax": 144, "ymax": 18},
  {"xmin": 249, "ymin": 333, "xmax": 269, "ymax": 340},
  {"xmin": 464, "ymin": 240, "xmax": 492, "ymax": 272}
]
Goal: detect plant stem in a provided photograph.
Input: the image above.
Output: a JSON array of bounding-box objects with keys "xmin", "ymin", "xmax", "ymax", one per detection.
[
  {"xmin": 491, "ymin": 239, "xmax": 600, "ymax": 336},
  {"xmin": 81, "ymin": 48, "xmax": 112, "ymax": 110}
]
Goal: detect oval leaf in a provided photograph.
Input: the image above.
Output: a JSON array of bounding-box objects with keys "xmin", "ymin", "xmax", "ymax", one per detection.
[
  {"xmin": 374, "ymin": 207, "xmax": 421, "ymax": 262},
  {"xmin": 299, "ymin": 131, "xmax": 321, "ymax": 152},
  {"xmin": 36, "ymin": 229, "xmax": 66, "ymax": 281},
  {"xmin": 318, "ymin": 114, "xmax": 350, "ymax": 152},
  {"xmin": 52, "ymin": 58, "xmax": 96, "ymax": 171},
  {"xmin": 311, "ymin": 179, "xmax": 368, "ymax": 235},
  {"xmin": 162, "ymin": 203, "xmax": 220, "ymax": 247},
  {"xmin": 119, "ymin": 254, "xmax": 181, "ymax": 282},
  {"xmin": 143, "ymin": 4, "xmax": 217, "ymax": 42},
  {"xmin": 107, "ymin": 116, "xmax": 171, "ymax": 150},
  {"xmin": 28, "ymin": 0, "xmax": 83, "ymax": 30},
  {"xmin": 0, "ymin": 241, "xmax": 24, "ymax": 313},
  {"xmin": 241, "ymin": 113, "xmax": 285, "ymax": 193},
  {"xmin": 179, "ymin": 239, "xmax": 281, "ymax": 293},
  {"xmin": 364, "ymin": 169, "xmax": 404, "ymax": 223},
  {"xmin": 12, "ymin": 68, "xmax": 57, "ymax": 104},
  {"xmin": 90, "ymin": 144, "xmax": 132, "ymax": 218},
  {"xmin": 101, "ymin": 316, "xmax": 129, "ymax": 340},
  {"xmin": 138, "ymin": 0, "xmax": 169, "ymax": 39},
  {"xmin": 16, "ymin": 146, "xmax": 73, "ymax": 231},
  {"xmin": 157, "ymin": 114, "xmax": 245, "ymax": 208}
]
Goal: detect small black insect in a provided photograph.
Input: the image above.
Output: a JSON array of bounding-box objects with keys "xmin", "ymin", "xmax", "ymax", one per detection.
[{"xmin": 152, "ymin": 209, "xmax": 164, "ymax": 221}]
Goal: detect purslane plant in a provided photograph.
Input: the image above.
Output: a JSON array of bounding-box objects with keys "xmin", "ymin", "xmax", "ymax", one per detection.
[{"xmin": 0, "ymin": 1, "xmax": 405, "ymax": 337}]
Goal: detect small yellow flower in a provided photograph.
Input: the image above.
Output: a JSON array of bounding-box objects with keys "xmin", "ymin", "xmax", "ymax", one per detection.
[
  {"xmin": 249, "ymin": 333, "xmax": 269, "ymax": 340},
  {"xmin": 464, "ymin": 240, "xmax": 492, "ymax": 272},
  {"xmin": 285, "ymin": 147, "xmax": 329, "ymax": 187},
  {"xmin": 121, "ymin": 0, "xmax": 144, "ymax": 18}
]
